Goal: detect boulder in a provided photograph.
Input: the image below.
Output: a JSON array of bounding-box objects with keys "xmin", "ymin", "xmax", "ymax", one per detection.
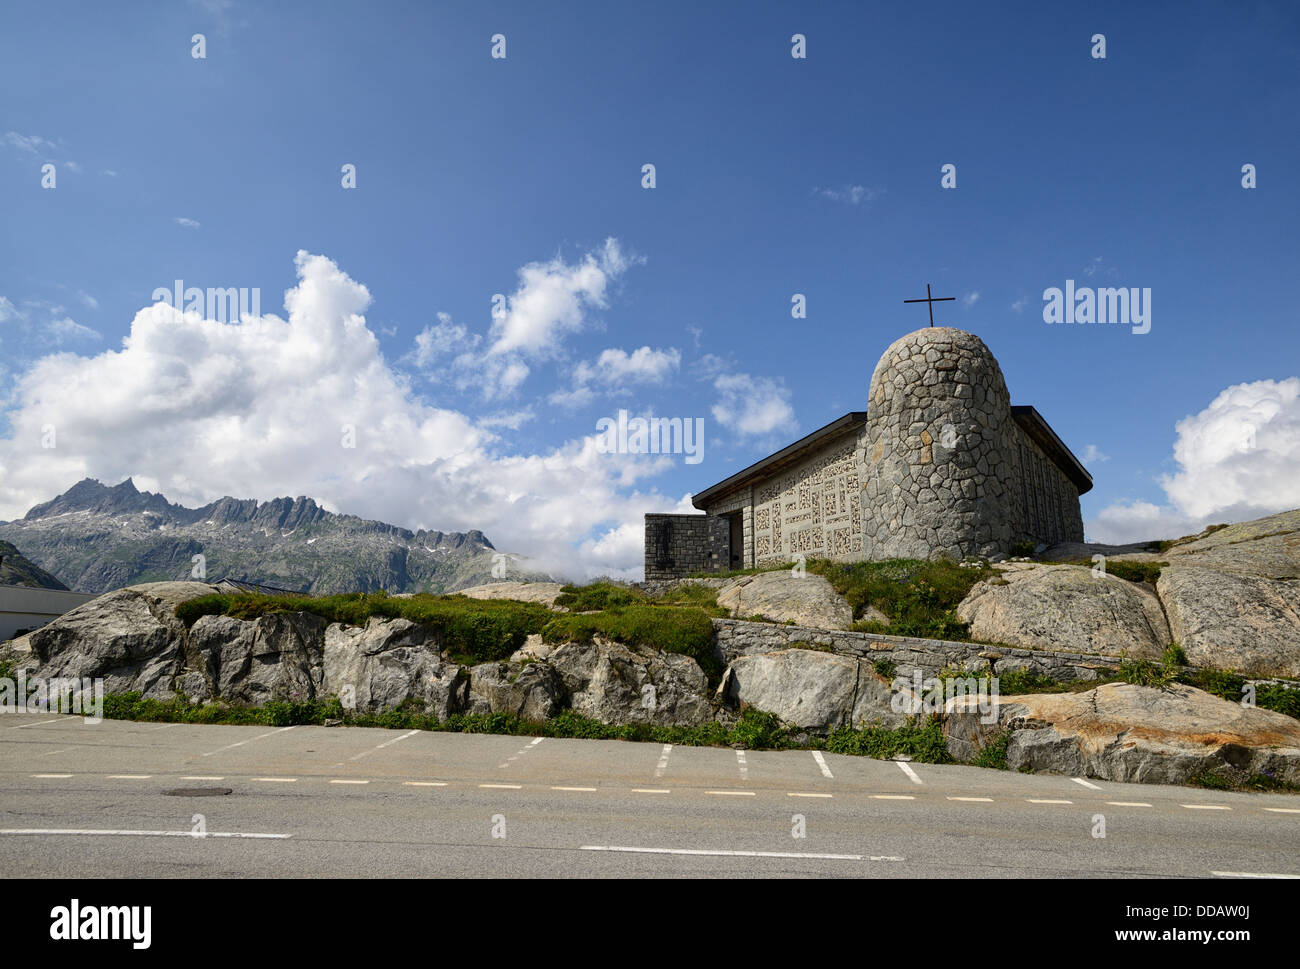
[
  {"xmin": 716, "ymin": 571, "xmax": 854, "ymax": 629},
  {"xmin": 548, "ymin": 635, "xmax": 713, "ymax": 727},
  {"xmin": 721, "ymin": 648, "xmax": 910, "ymax": 731},
  {"xmin": 464, "ymin": 660, "xmax": 563, "ymax": 720},
  {"xmin": 0, "ymin": 581, "xmax": 223, "ymax": 699},
  {"xmin": 457, "ymin": 582, "xmax": 568, "ymax": 609},
  {"xmin": 945, "ymin": 681, "xmax": 1300, "ymax": 785},
  {"xmin": 192, "ymin": 611, "xmax": 329, "ymax": 706},
  {"xmin": 322, "ymin": 617, "xmax": 464, "ymax": 716},
  {"xmin": 1162, "ymin": 509, "xmax": 1300, "ymax": 579},
  {"xmin": 956, "ymin": 564, "xmax": 1170, "ymax": 659},
  {"xmin": 1157, "ymin": 566, "xmax": 1300, "ymax": 678}
]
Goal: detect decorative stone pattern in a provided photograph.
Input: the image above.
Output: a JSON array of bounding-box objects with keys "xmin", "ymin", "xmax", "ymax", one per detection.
[
  {"xmin": 643, "ymin": 514, "xmax": 730, "ymax": 581},
  {"xmin": 644, "ymin": 326, "xmax": 1087, "ymax": 577}
]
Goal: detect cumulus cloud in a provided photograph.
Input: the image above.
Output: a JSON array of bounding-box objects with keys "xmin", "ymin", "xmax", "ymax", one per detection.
[
  {"xmin": 711, "ymin": 372, "xmax": 796, "ymax": 437},
  {"xmin": 175, "ymin": 217, "xmax": 201, "ymax": 228},
  {"xmin": 551, "ymin": 346, "xmax": 681, "ymax": 407},
  {"xmin": 1081, "ymin": 444, "xmax": 1109, "ymax": 464},
  {"xmin": 0, "ymin": 251, "xmax": 676, "ymax": 581},
  {"xmin": 410, "ymin": 312, "xmax": 478, "ymax": 369},
  {"xmin": 1087, "ymin": 378, "xmax": 1300, "ymax": 543}
]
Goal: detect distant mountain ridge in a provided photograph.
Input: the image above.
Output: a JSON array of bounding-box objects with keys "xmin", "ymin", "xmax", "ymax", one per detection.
[
  {"xmin": 0, "ymin": 478, "xmax": 541, "ymax": 595},
  {"xmin": 0, "ymin": 540, "xmax": 70, "ymax": 590}
]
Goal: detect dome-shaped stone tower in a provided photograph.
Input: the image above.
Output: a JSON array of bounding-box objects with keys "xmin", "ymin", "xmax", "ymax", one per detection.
[{"xmin": 861, "ymin": 327, "xmax": 1020, "ymax": 560}]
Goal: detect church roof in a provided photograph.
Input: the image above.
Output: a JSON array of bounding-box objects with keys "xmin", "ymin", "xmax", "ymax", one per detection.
[{"xmin": 691, "ymin": 405, "xmax": 1092, "ymax": 509}]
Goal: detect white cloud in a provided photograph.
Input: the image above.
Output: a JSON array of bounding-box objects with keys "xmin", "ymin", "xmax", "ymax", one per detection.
[
  {"xmin": 962, "ymin": 291, "xmax": 980, "ymax": 307},
  {"xmin": 552, "ymin": 346, "xmax": 681, "ymax": 407},
  {"xmin": 1011, "ymin": 296, "xmax": 1028, "ymax": 313},
  {"xmin": 1081, "ymin": 444, "xmax": 1109, "ymax": 464},
  {"xmin": 175, "ymin": 217, "xmax": 201, "ymax": 228},
  {"xmin": 0, "ymin": 298, "xmax": 99, "ymax": 349},
  {"xmin": 4, "ymin": 131, "xmax": 58, "ymax": 155},
  {"xmin": 813, "ymin": 184, "xmax": 881, "ymax": 206},
  {"xmin": 410, "ymin": 312, "xmax": 477, "ymax": 369},
  {"xmin": 0, "ymin": 251, "xmax": 676, "ymax": 581},
  {"xmin": 48, "ymin": 317, "xmax": 101, "ymax": 343},
  {"xmin": 1087, "ymin": 378, "xmax": 1300, "ymax": 543},
  {"xmin": 712, "ymin": 372, "xmax": 796, "ymax": 437}
]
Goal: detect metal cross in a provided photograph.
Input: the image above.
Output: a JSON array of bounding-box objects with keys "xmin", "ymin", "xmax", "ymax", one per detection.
[{"xmin": 903, "ymin": 283, "xmax": 956, "ymax": 327}]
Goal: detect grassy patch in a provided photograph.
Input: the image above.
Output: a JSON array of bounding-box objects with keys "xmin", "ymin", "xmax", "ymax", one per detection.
[
  {"xmin": 649, "ymin": 582, "xmax": 727, "ymax": 616},
  {"xmin": 553, "ymin": 581, "xmax": 645, "ymax": 612},
  {"xmin": 824, "ymin": 715, "xmax": 950, "ymax": 762},
  {"xmin": 541, "ymin": 605, "xmax": 721, "ymax": 681},
  {"xmin": 1162, "ymin": 643, "xmax": 1188, "ymax": 666},
  {"xmin": 174, "ymin": 591, "xmax": 551, "ymax": 664},
  {"xmin": 972, "ymin": 730, "xmax": 1011, "ymax": 770},
  {"xmin": 1056, "ymin": 558, "xmax": 1167, "ymax": 584},
  {"xmin": 808, "ymin": 557, "xmax": 992, "ymax": 641}
]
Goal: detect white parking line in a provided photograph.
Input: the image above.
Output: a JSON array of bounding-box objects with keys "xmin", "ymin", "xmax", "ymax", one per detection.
[
  {"xmin": 1107, "ymin": 801, "xmax": 1152, "ymax": 808},
  {"xmin": 736, "ymin": 750, "xmax": 748, "ymax": 779},
  {"xmin": 7, "ymin": 718, "xmax": 64, "ymax": 730},
  {"xmin": 0, "ymin": 828, "xmax": 290, "ymax": 839},
  {"xmin": 812, "ymin": 750, "xmax": 834, "ymax": 779},
  {"xmin": 1183, "ymin": 804, "xmax": 1231, "ymax": 811},
  {"xmin": 107, "ymin": 775, "xmax": 152, "ymax": 780},
  {"xmin": 201, "ymin": 725, "xmax": 296, "ymax": 757},
  {"xmin": 182, "ymin": 776, "xmax": 225, "ymax": 781},
  {"xmin": 788, "ymin": 792, "xmax": 832, "ymax": 798},
  {"xmin": 552, "ymin": 786, "xmax": 597, "ymax": 792},
  {"xmin": 348, "ymin": 728, "xmax": 419, "ymax": 762},
  {"xmin": 1071, "ymin": 777, "xmax": 1103, "ymax": 790},
  {"xmin": 329, "ymin": 779, "xmax": 370, "ymax": 785},
  {"xmin": 897, "ymin": 762, "xmax": 923, "ymax": 785},
  {"xmin": 632, "ymin": 788, "xmax": 670, "ymax": 794},
  {"xmin": 36, "ymin": 748, "xmax": 74, "ymax": 757},
  {"xmin": 1264, "ymin": 807, "xmax": 1300, "ymax": 814},
  {"xmin": 654, "ymin": 744, "xmax": 673, "ymax": 779},
  {"xmin": 498, "ymin": 736, "xmax": 544, "ymax": 769},
  {"xmin": 30, "ymin": 773, "xmax": 72, "ymax": 778},
  {"xmin": 1028, "ymin": 799, "xmax": 1073, "ymax": 804},
  {"xmin": 581, "ymin": 845, "xmax": 874, "ymax": 861},
  {"xmin": 1211, "ymin": 870, "xmax": 1300, "ymax": 879},
  {"xmin": 403, "ymin": 781, "xmax": 447, "ymax": 787},
  {"xmin": 706, "ymin": 790, "xmax": 756, "ymax": 797},
  {"xmin": 948, "ymin": 796, "xmax": 994, "ymax": 802},
  {"xmin": 479, "ymin": 783, "xmax": 522, "ymax": 790},
  {"xmin": 253, "ymin": 777, "xmax": 297, "ymax": 783},
  {"xmin": 871, "ymin": 794, "xmax": 915, "ymax": 800}
]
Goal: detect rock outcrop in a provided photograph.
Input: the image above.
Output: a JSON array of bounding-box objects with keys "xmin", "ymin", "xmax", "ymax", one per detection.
[
  {"xmin": 956, "ymin": 563, "xmax": 1171, "ymax": 659},
  {"xmin": 720, "ymin": 648, "xmax": 907, "ymax": 731},
  {"xmin": 946, "ymin": 681, "xmax": 1300, "ymax": 785},
  {"xmin": 715, "ymin": 571, "xmax": 854, "ymax": 629},
  {"xmin": 457, "ymin": 582, "xmax": 568, "ymax": 609},
  {"xmin": 548, "ymin": 636, "xmax": 714, "ymax": 727}
]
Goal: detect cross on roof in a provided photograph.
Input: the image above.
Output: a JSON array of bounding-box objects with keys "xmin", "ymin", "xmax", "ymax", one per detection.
[{"xmin": 903, "ymin": 283, "xmax": 956, "ymax": 327}]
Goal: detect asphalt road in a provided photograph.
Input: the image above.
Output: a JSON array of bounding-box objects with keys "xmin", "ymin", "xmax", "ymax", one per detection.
[{"xmin": 2, "ymin": 712, "xmax": 1297, "ymax": 878}]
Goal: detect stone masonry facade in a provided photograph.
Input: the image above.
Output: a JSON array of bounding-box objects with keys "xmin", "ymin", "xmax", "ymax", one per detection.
[{"xmin": 646, "ymin": 326, "xmax": 1090, "ymax": 578}]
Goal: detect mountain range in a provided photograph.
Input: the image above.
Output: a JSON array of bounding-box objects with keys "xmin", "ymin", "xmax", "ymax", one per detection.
[
  {"xmin": 0, "ymin": 478, "xmax": 546, "ymax": 595},
  {"xmin": 0, "ymin": 540, "xmax": 70, "ymax": 589}
]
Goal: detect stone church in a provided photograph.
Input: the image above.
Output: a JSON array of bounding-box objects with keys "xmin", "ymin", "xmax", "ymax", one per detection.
[{"xmin": 644, "ymin": 326, "xmax": 1092, "ymax": 580}]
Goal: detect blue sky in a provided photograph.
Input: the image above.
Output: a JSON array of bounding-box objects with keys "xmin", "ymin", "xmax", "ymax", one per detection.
[{"xmin": 2, "ymin": 0, "xmax": 1298, "ymax": 577}]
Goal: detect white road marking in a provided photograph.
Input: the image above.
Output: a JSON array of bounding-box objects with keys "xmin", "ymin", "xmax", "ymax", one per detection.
[
  {"xmin": 948, "ymin": 796, "xmax": 994, "ymax": 802},
  {"xmin": 632, "ymin": 788, "xmax": 670, "ymax": 794},
  {"xmin": 182, "ymin": 776, "xmax": 225, "ymax": 781},
  {"xmin": 7, "ymin": 718, "xmax": 64, "ymax": 729},
  {"xmin": 403, "ymin": 781, "xmax": 447, "ymax": 787},
  {"xmin": 871, "ymin": 794, "xmax": 915, "ymax": 800},
  {"xmin": 479, "ymin": 783, "xmax": 522, "ymax": 790},
  {"xmin": 788, "ymin": 792, "xmax": 832, "ymax": 798},
  {"xmin": 654, "ymin": 744, "xmax": 673, "ymax": 779},
  {"xmin": 1027, "ymin": 799, "xmax": 1073, "ymax": 804},
  {"xmin": 36, "ymin": 748, "xmax": 74, "ymax": 757},
  {"xmin": 348, "ymin": 728, "xmax": 419, "ymax": 762},
  {"xmin": 812, "ymin": 750, "xmax": 834, "ymax": 778},
  {"xmin": 201, "ymin": 725, "xmax": 296, "ymax": 757},
  {"xmin": 252, "ymin": 777, "xmax": 297, "ymax": 783},
  {"xmin": 329, "ymin": 779, "xmax": 370, "ymax": 785},
  {"xmin": 498, "ymin": 736, "xmax": 544, "ymax": 769},
  {"xmin": 1107, "ymin": 801, "xmax": 1152, "ymax": 807},
  {"xmin": 1183, "ymin": 804, "xmax": 1231, "ymax": 811},
  {"xmin": 552, "ymin": 786, "xmax": 598, "ymax": 792},
  {"xmin": 736, "ymin": 750, "xmax": 748, "ymax": 779},
  {"xmin": 897, "ymin": 762, "xmax": 923, "ymax": 785},
  {"xmin": 107, "ymin": 775, "xmax": 151, "ymax": 780},
  {"xmin": 705, "ymin": 790, "xmax": 756, "ymax": 797},
  {"xmin": 0, "ymin": 828, "xmax": 290, "ymax": 839},
  {"xmin": 580, "ymin": 845, "xmax": 875, "ymax": 861},
  {"xmin": 1264, "ymin": 807, "xmax": 1300, "ymax": 814},
  {"xmin": 1211, "ymin": 871, "xmax": 1300, "ymax": 879},
  {"xmin": 1071, "ymin": 777, "xmax": 1103, "ymax": 790},
  {"xmin": 30, "ymin": 773, "xmax": 72, "ymax": 778}
]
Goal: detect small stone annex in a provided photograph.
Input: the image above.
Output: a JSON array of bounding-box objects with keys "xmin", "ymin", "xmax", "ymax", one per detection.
[{"xmin": 645, "ymin": 326, "xmax": 1092, "ymax": 580}]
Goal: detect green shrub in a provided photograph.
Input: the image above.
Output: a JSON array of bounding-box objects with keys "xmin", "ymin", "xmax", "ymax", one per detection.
[
  {"xmin": 807, "ymin": 557, "xmax": 988, "ymax": 641},
  {"xmin": 824, "ymin": 715, "xmax": 950, "ymax": 762},
  {"xmin": 972, "ymin": 730, "xmax": 1011, "ymax": 770},
  {"xmin": 1117, "ymin": 658, "xmax": 1176, "ymax": 689},
  {"xmin": 1162, "ymin": 643, "xmax": 1188, "ymax": 667}
]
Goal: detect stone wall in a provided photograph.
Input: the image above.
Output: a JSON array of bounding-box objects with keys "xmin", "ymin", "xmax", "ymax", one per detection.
[
  {"xmin": 710, "ymin": 426, "xmax": 865, "ymax": 568},
  {"xmin": 643, "ymin": 514, "xmax": 730, "ymax": 581}
]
